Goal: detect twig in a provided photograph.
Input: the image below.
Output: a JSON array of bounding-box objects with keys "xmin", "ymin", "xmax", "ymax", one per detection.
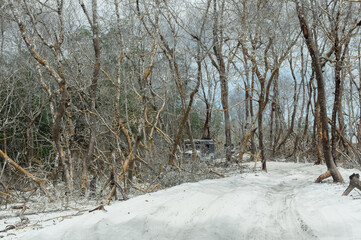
[
  {"xmin": 133, "ymin": 185, "xmax": 146, "ymax": 193},
  {"xmin": 0, "ymin": 191, "xmax": 11, "ymax": 197},
  {"xmin": 0, "ymin": 225, "xmax": 15, "ymax": 233},
  {"xmin": 15, "ymin": 210, "xmax": 88, "ymax": 230},
  {"xmin": 148, "ymin": 184, "xmax": 159, "ymax": 192},
  {"xmin": 209, "ymin": 170, "xmax": 225, "ymax": 178},
  {"xmin": 89, "ymin": 205, "xmax": 107, "ymax": 213}
]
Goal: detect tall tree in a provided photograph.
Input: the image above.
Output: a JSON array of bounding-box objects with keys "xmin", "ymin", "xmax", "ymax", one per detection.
[
  {"xmin": 295, "ymin": 0, "xmax": 344, "ymax": 183},
  {"xmin": 211, "ymin": 0, "xmax": 237, "ymax": 162},
  {"xmin": 79, "ymin": 0, "xmax": 101, "ymax": 195}
]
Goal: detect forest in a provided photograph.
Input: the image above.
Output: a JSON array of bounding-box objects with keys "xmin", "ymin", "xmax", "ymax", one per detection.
[{"xmin": 1, "ymin": 0, "xmax": 361, "ymax": 207}]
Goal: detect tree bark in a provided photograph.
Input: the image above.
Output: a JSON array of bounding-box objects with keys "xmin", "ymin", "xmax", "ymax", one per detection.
[
  {"xmin": 212, "ymin": 0, "xmax": 232, "ymax": 162},
  {"xmin": 79, "ymin": 0, "xmax": 101, "ymax": 196},
  {"xmin": 343, "ymin": 174, "xmax": 361, "ymax": 196},
  {"xmin": 295, "ymin": 1, "xmax": 343, "ymax": 183}
]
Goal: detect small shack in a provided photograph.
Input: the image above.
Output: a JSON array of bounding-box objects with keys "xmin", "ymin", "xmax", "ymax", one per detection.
[{"xmin": 184, "ymin": 138, "xmax": 215, "ymax": 155}]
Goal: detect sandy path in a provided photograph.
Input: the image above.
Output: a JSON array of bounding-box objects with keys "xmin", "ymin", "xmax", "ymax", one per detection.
[{"xmin": 22, "ymin": 162, "xmax": 361, "ymax": 240}]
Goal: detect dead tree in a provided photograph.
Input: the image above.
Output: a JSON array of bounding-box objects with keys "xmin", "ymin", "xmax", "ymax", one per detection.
[{"xmin": 343, "ymin": 173, "xmax": 361, "ymax": 196}]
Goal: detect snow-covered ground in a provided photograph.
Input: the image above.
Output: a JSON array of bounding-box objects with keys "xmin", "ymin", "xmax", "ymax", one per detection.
[{"xmin": 2, "ymin": 161, "xmax": 361, "ymax": 240}]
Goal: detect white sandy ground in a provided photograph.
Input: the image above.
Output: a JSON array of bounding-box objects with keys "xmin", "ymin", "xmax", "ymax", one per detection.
[{"xmin": 3, "ymin": 161, "xmax": 361, "ymax": 240}]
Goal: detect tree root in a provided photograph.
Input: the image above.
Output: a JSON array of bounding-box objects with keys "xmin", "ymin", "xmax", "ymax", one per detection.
[{"xmin": 315, "ymin": 171, "xmax": 331, "ymax": 183}]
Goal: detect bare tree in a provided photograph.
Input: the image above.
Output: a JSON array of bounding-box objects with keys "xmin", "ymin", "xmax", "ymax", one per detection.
[
  {"xmin": 238, "ymin": 0, "xmax": 299, "ymax": 171},
  {"xmin": 210, "ymin": 0, "xmax": 240, "ymax": 162},
  {"xmin": 295, "ymin": 0, "xmax": 344, "ymax": 183},
  {"xmin": 11, "ymin": 0, "xmax": 75, "ymax": 192},
  {"xmin": 78, "ymin": 0, "xmax": 101, "ymax": 195}
]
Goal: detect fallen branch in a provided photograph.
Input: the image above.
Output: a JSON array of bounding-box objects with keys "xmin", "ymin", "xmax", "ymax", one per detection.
[
  {"xmin": 210, "ymin": 170, "xmax": 225, "ymax": 178},
  {"xmin": 12, "ymin": 205, "xmax": 29, "ymax": 224},
  {"xmin": 148, "ymin": 184, "xmax": 159, "ymax": 192},
  {"xmin": 89, "ymin": 205, "xmax": 107, "ymax": 213},
  {"xmin": 134, "ymin": 183, "xmax": 160, "ymax": 194},
  {"xmin": 0, "ymin": 149, "xmax": 54, "ymax": 201},
  {"xmin": 0, "ymin": 191, "xmax": 11, "ymax": 197},
  {"xmin": 343, "ymin": 173, "xmax": 361, "ymax": 196},
  {"xmin": 133, "ymin": 185, "xmax": 146, "ymax": 193},
  {"xmin": 0, "ymin": 225, "xmax": 15, "ymax": 233},
  {"xmin": 9, "ymin": 210, "xmax": 88, "ymax": 231},
  {"xmin": 12, "ymin": 205, "xmax": 27, "ymax": 211},
  {"xmin": 0, "ymin": 205, "xmax": 30, "ymax": 233},
  {"xmin": 0, "ymin": 207, "xmax": 87, "ymax": 220}
]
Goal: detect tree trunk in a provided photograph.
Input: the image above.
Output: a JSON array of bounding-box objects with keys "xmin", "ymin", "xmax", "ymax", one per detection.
[
  {"xmin": 315, "ymin": 101, "xmax": 324, "ymax": 165},
  {"xmin": 331, "ymin": 26, "xmax": 342, "ymax": 165},
  {"xmin": 53, "ymin": 84, "xmax": 74, "ymax": 191},
  {"xmin": 258, "ymin": 103, "xmax": 266, "ymax": 171},
  {"xmin": 80, "ymin": 0, "xmax": 101, "ymax": 196},
  {"xmin": 212, "ymin": 0, "xmax": 232, "ymax": 162},
  {"xmin": 296, "ymin": 1, "xmax": 343, "ymax": 183},
  {"xmin": 202, "ymin": 101, "xmax": 211, "ymax": 139},
  {"xmin": 343, "ymin": 174, "xmax": 361, "ymax": 196},
  {"xmin": 221, "ymin": 72, "xmax": 232, "ymax": 162}
]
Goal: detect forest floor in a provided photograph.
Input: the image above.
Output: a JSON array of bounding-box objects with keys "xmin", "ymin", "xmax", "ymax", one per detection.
[{"xmin": 2, "ymin": 160, "xmax": 361, "ymax": 240}]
